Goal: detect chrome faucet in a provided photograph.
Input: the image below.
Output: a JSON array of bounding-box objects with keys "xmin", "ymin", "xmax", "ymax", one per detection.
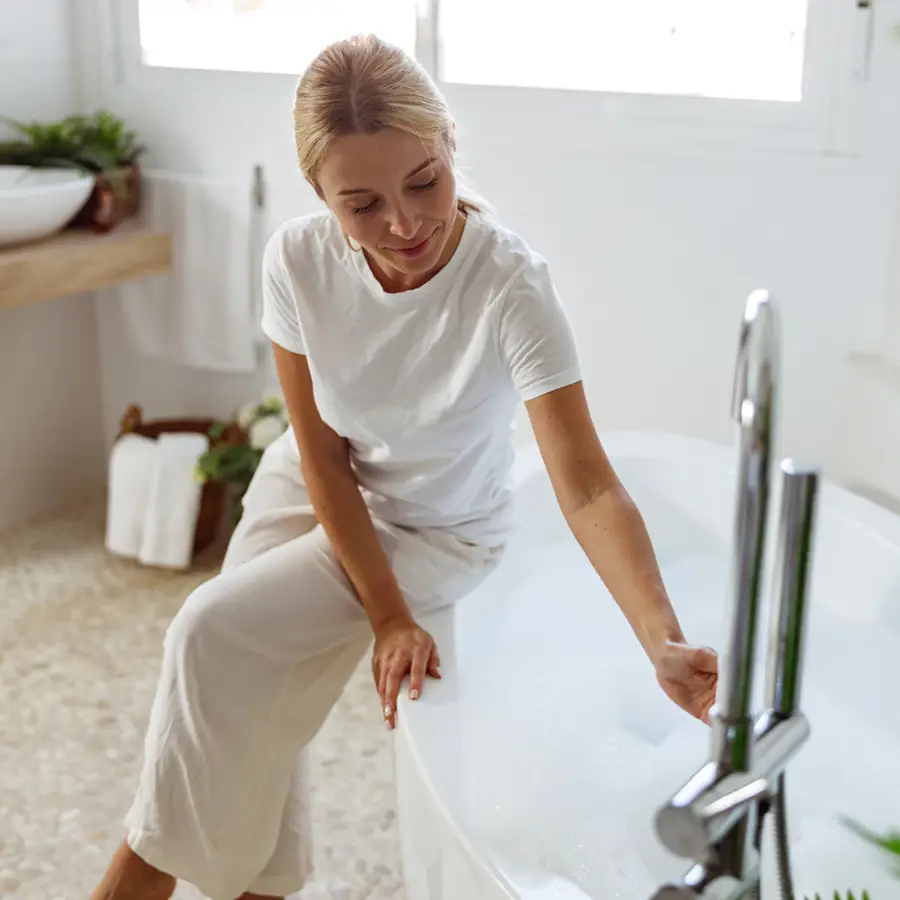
[{"xmin": 650, "ymin": 291, "xmax": 821, "ymax": 899}]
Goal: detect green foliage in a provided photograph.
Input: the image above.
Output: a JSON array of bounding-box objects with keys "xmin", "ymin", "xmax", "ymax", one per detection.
[
  {"xmin": 803, "ymin": 893, "xmax": 870, "ymax": 900},
  {"xmin": 842, "ymin": 817, "xmax": 900, "ymax": 880},
  {"xmin": 0, "ymin": 109, "xmax": 144, "ymax": 173},
  {"xmin": 799, "ymin": 818, "xmax": 900, "ymax": 900},
  {"xmin": 193, "ymin": 392, "xmax": 290, "ymax": 524},
  {"xmin": 195, "ymin": 439, "xmax": 262, "ymax": 489},
  {"xmin": 194, "ymin": 433, "xmax": 262, "ymax": 525}
]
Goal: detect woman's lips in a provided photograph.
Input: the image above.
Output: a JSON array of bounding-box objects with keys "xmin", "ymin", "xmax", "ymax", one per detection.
[{"xmin": 389, "ymin": 230, "xmax": 436, "ymax": 259}]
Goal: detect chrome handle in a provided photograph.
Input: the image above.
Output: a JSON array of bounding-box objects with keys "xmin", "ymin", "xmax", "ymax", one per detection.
[
  {"xmin": 655, "ymin": 715, "xmax": 809, "ymax": 860},
  {"xmin": 766, "ymin": 460, "xmax": 820, "ymax": 717}
]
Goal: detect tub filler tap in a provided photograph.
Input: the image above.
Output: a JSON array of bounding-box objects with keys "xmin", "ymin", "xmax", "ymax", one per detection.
[{"xmin": 650, "ymin": 291, "xmax": 820, "ymax": 900}]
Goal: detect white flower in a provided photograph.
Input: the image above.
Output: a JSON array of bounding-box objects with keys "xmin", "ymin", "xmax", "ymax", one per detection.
[
  {"xmin": 237, "ymin": 401, "xmax": 259, "ymax": 430},
  {"xmin": 249, "ymin": 414, "xmax": 286, "ymax": 449},
  {"xmin": 259, "ymin": 390, "xmax": 285, "ymax": 415}
]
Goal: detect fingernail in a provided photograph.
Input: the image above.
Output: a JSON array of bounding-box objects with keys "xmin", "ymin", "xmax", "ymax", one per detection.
[
  {"xmin": 385, "ymin": 719, "xmax": 392, "ymax": 730},
  {"xmin": 383, "ymin": 705, "xmax": 391, "ymax": 718},
  {"xmin": 409, "ymin": 689, "xmax": 419, "ymax": 700}
]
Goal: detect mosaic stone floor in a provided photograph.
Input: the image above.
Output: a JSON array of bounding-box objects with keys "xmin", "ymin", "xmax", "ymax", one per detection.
[{"xmin": 0, "ymin": 498, "xmax": 402, "ymax": 900}]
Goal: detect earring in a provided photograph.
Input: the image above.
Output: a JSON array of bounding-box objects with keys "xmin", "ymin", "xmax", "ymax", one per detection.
[{"xmin": 342, "ymin": 230, "xmax": 361, "ymax": 253}]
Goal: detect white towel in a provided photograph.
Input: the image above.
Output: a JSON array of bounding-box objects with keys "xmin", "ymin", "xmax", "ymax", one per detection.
[
  {"xmin": 105, "ymin": 433, "xmax": 159, "ymax": 559},
  {"xmin": 115, "ymin": 169, "xmax": 263, "ymax": 372},
  {"xmin": 138, "ymin": 432, "xmax": 209, "ymax": 570}
]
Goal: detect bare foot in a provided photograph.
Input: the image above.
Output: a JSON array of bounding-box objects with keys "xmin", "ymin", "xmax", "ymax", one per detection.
[{"xmin": 89, "ymin": 840, "xmax": 176, "ymax": 900}]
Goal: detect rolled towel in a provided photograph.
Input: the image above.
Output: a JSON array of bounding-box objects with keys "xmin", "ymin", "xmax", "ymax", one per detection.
[
  {"xmin": 106, "ymin": 433, "xmax": 159, "ymax": 560},
  {"xmin": 138, "ymin": 432, "xmax": 209, "ymax": 570}
]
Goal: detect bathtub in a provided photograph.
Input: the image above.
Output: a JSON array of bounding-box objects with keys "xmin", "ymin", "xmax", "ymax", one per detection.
[{"xmin": 394, "ymin": 431, "xmax": 900, "ymax": 899}]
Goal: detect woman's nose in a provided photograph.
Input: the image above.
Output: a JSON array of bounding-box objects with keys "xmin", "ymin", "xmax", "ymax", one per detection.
[{"xmin": 387, "ymin": 205, "xmax": 420, "ymax": 241}]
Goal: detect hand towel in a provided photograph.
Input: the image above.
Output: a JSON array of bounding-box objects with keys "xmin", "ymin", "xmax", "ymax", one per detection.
[
  {"xmin": 115, "ymin": 169, "xmax": 262, "ymax": 372},
  {"xmin": 105, "ymin": 433, "xmax": 159, "ymax": 559},
  {"xmin": 138, "ymin": 432, "xmax": 209, "ymax": 570}
]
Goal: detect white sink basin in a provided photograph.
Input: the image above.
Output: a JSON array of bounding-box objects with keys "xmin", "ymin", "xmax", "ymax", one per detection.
[{"xmin": 0, "ymin": 166, "xmax": 95, "ymax": 248}]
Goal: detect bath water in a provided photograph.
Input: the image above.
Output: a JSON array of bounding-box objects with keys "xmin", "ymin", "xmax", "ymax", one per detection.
[{"xmin": 459, "ymin": 549, "xmax": 900, "ymax": 899}]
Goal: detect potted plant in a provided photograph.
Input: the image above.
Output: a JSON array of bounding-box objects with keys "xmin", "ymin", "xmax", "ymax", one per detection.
[
  {"xmin": 194, "ymin": 391, "xmax": 291, "ymax": 525},
  {"xmin": 0, "ymin": 109, "xmax": 145, "ymax": 231}
]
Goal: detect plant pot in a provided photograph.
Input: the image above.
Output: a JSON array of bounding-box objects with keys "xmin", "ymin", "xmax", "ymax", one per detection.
[
  {"xmin": 72, "ymin": 162, "xmax": 141, "ymax": 233},
  {"xmin": 115, "ymin": 403, "xmax": 246, "ymax": 560}
]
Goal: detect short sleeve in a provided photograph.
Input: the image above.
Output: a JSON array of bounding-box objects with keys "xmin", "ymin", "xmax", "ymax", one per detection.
[
  {"xmin": 496, "ymin": 258, "xmax": 582, "ymax": 401},
  {"xmin": 260, "ymin": 229, "xmax": 306, "ymax": 355}
]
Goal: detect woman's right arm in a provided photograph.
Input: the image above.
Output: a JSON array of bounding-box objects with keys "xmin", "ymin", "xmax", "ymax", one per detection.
[
  {"xmin": 273, "ymin": 343, "xmax": 407, "ymax": 629},
  {"xmin": 272, "ymin": 343, "xmax": 440, "ymax": 726}
]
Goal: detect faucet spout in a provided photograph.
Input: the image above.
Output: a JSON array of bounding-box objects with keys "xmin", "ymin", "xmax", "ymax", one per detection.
[
  {"xmin": 652, "ymin": 291, "xmax": 818, "ymax": 900},
  {"xmin": 730, "ymin": 289, "xmax": 778, "ymax": 425},
  {"xmin": 713, "ymin": 289, "xmax": 779, "ymax": 772}
]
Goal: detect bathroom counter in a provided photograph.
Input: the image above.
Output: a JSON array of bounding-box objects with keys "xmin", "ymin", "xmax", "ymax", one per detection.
[{"xmin": 0, "ymin": 225, "xmax": 172, "ymax": 311}]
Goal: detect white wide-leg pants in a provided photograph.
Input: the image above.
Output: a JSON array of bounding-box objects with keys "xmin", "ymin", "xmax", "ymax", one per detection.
[{"xmin": 123, "ymin": 432, "xmax": 503, "ymax": 899}]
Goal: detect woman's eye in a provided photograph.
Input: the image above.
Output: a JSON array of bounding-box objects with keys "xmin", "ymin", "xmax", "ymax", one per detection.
[
  {"xmin": 351, "ymin": 199, "xmax": 378, "ymax": 215},
  {"xmin": 349, "ymin": 179, "xmax": 436, "ymax": 214}
]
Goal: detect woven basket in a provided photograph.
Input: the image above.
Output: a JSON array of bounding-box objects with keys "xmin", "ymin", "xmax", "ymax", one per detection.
[{"xmin": 116, "ymin": 403, "xmax": 245, "ymax": 559}]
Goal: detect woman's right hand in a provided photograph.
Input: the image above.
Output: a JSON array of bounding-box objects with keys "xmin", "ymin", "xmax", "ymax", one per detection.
[{"xmin": 372, "ymin": 614, "xmax": 441, "ymax": 730}]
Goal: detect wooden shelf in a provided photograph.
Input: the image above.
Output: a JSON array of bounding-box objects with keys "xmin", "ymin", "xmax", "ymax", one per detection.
[{"xmin": 0, "ymin": 225, "xmax": 172, "ymax": 311}]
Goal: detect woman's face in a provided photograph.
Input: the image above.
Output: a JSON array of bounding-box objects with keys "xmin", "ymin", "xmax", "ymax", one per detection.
[{"xmin": 316, "ymin": 127, "xmax": 461, "ymax": 290}]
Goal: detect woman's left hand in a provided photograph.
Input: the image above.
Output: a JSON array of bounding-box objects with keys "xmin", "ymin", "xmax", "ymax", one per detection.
[{"xmin": 653, "ymin": 640, "xmax": 718, "ymax": 724}]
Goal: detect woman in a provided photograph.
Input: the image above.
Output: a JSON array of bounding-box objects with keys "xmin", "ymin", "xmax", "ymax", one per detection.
[{"xmin": 91, "ymin": 33, "xmax": 718, "ymax": 900}]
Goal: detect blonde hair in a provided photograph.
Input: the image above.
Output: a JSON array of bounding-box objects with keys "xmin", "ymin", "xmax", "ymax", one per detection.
[{"xmin": 293, "ymin": 34, "xmax": 488, "ymax": 216}]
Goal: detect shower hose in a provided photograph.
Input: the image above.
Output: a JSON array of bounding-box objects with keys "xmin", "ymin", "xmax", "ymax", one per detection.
[{"xmin": 748, "ymin": 772, "xmax": 796, "ymax": 900}]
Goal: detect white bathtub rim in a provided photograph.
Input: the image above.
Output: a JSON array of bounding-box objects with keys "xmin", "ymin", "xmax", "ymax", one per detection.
[
  {"xmin": 395, "ymin": 428, "xmax": 900, "ymax": 899},
  {"xmin": 565, "ymin": 429, "xmax": 900, "ymax": 553}
]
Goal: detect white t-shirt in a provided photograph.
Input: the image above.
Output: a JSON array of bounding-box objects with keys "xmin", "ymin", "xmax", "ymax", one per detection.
[{"xmin": 260, "ymin": 209, "xmax": 581, "ymax": 545}]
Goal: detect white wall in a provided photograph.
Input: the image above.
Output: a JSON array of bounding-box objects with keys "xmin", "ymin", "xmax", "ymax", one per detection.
[
  {"xmin": 82, "ymin": 3, "xmax": 900, "ymax": 486},
  {"xmin": 0, "ymin": 0, "xmax": 106, "ymax": 529}
]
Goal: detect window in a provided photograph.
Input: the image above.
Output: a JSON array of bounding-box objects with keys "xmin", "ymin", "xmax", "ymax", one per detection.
[
  {"xmin": 137, "ymin": 0, "xmax": 416, "ymax": 75},
  {"xmin": 130, "ymin": 0, "xmax": 863, "ymax": 156},
  {"xmin": 438, "ymin": 0, "xmax": 810, "ymax": 103}
]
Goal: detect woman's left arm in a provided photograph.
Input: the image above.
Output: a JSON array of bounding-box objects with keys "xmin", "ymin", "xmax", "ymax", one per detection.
[{"xmin": 526, "ymin": 381, "xmax": 718, "ymax": 723}]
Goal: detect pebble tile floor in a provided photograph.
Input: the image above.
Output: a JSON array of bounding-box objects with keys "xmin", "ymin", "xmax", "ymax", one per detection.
[{"xmin": 0, "ymin": 499, "xmax": 403, "ymax": 900}]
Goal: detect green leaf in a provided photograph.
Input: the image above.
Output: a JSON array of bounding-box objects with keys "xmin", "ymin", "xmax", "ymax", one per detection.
[
  {"xmin": 74, "ymin": 146, "xmax": 120, "ymax": 172},
  {"xmin": 843, "ymin": 816, "xmax": 900, "ymax": 858},
  {"xmin": 802, "ymin": 891, "xmax": 873, "ymax": 900},
  {"xmin": 0, "ymin": 109, "xmax": 145, "ymax": 170},
  {"xmin": 195, "ymin": 442, "xmax": 262, "ymax": 488}
]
